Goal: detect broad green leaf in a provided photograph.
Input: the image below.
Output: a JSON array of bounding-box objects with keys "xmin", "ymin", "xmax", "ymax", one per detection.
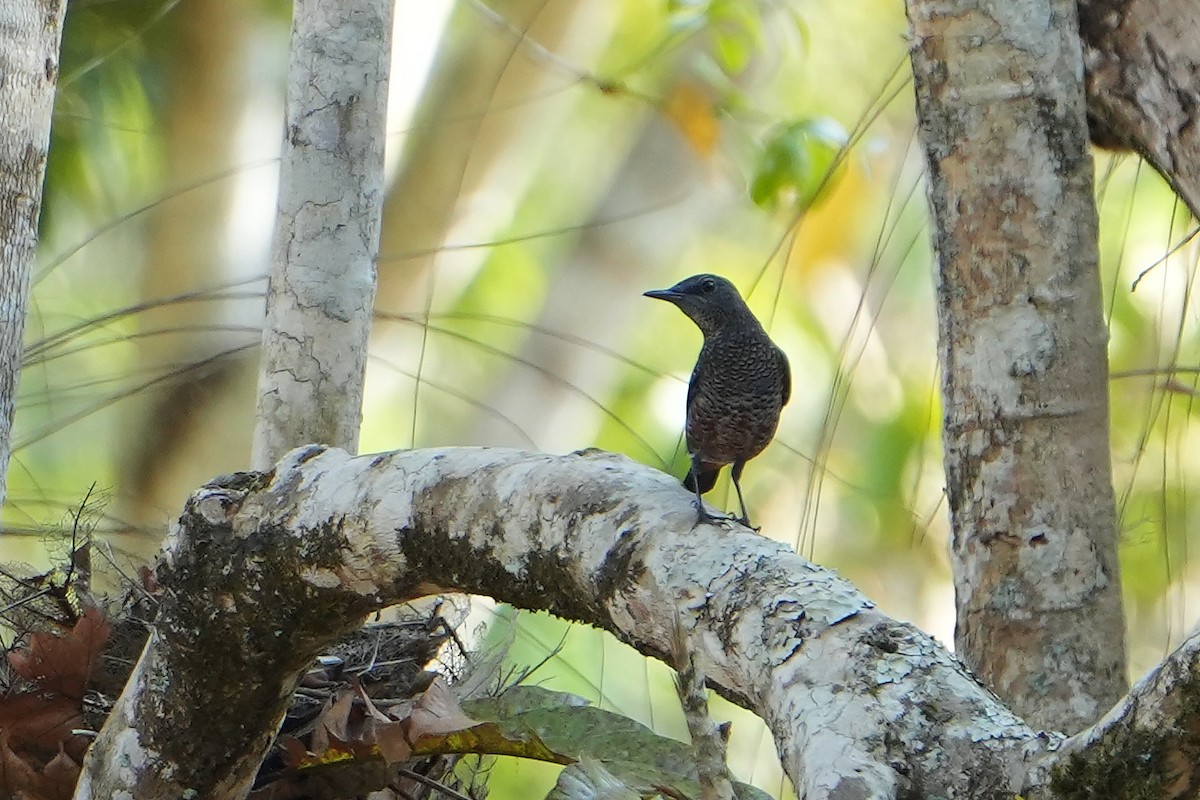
[
  {"xmin": 710, "ymin": 0, "xmax": 764, "ymax": 76},
  {"xmin": 751, "ymin": 118, "xmax": 849, "ymax": 211},
  {"xmin": 409, "ymin": 679, "xmax": 573, "ymax": 764},
  {"xmin": 547, "ymin": 757, "xmax": 641, "ymax": 800},
  {"xmin": 465, "ymin": 685, "xmax": 772, "ymax": 800}
]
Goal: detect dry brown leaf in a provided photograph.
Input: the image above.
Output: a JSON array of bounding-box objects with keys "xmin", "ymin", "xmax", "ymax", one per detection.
[
  {"xmin": 357, "ymin": 684, "xmax": 393, "ymax": 723},
  {"xmin": 0, "ymin": 730, "xmax": 82, "ymax": 800},
  {"xmin": 308, "ymin": 697, "xmax": 331, "ymax": 757},
  {"xmin": 406, "ymin": 676, "xmax": 479, "ymax": 739},
  {"xmin": 0, "ymin": 733, "xmax": 40, "ymax": 795},
  {"xmin": 320, "ymin": 689, "xmax": 357, "ymax": 745},
  {"xmin": 8, "ymin": 607, "xmax": 110, "ymax": 700},
  {"xmin": 370, "ymin": 720, "xmax": 411, "ymax": 764},
  {"xmin": 0, "ymin": 692, "xmax": 82, "ymax": 750},
  {"xmin": 357, "ymin": 682, "xmax": 412, "ymax": 763},
  {"xmin": 277, "ymin": 735, "xmax": 309, "ymax": 769},
  {"xmin": 39, "ymin": 750, "xmax": 80, "ymax": 799}
]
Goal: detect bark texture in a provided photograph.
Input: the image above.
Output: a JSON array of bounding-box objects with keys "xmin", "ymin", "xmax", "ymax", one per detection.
[
  {"xmin": 906, "ymin": 0, "xmax": 1127, "ymax": 732},
  {"xmin": 75, "ymin": 446, "xmax": 1200, "ymax": 799},
  {"xmin": 1053, "ymin": 631, "xmax": 1200, "ymax": 798},
  {"xmin": 0, "ymin": 0, "xmax": 68, "ymax": 516},
  {"xmin": 1078, "ymin": 0, "xmax": 1200, "ymax": 219},
  {"xmin": 252, "ymin": 0, "xmax": 392, "ymax": 468}
]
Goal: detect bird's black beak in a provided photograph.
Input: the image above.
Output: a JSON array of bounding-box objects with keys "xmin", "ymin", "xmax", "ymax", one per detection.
[{"xmin": 644, "ymin": 288, "xmax": 682, "ymax": 302}]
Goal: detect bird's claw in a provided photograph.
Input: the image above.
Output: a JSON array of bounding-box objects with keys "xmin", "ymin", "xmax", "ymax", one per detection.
[
  {"xmin": 693, "ymin": 503, "xmax": 737, "ymax": 527},
  {"xmin": 736, "ymin": 515, "xmax": 760, "ymax": 532},
  {"xmin": 696, "ymin": 503, "xmax": 739, "ymax": 527}
]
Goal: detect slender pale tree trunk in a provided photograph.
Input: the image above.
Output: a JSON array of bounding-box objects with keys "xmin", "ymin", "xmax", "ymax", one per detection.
[
  {"xmin": 0, "ymin": 1, "xmax": 68, "ymax": 519},
  {"xmin": 906, "ymin": 0, "xmax": 1127, "ymax": 731},
  {"xmin": 251, "ymin": 0, "xmax": 393, "ymax": 468},
  {"xmin": 76, "ymin": 1, "xmax": 393, "ymax": 796}
]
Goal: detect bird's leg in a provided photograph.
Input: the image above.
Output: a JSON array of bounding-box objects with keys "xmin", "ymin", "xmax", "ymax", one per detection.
[
  {"xmin": 730, "ymin": 461, "xmax": 758, "ymax": 531},
  {"xmin": 690, "ymin": 453, "xmax": 730, "ymax": 525}
]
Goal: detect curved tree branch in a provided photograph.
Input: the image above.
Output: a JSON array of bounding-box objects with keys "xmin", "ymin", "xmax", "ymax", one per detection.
[
  {"xmin": 76, "ymin": 446, "xmax": 1200, "ymax": 799},
  {"xmin": 1053, "ymin": 632, "xmax": 1200, "ymax": 797},
  {"xmin": 1079, "ymin": 0, "xmax": 1200, "ymax": 220}
]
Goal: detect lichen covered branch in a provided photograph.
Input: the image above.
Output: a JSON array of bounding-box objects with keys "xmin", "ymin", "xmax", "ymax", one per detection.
[{"xmin": 76, "ymin": 446, "xmax": 1200, "ymax": 799}]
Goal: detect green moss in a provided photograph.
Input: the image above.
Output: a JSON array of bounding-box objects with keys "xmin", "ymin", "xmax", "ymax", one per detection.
[
  {"xmin": 148, "ymin": 487, "xmax": 379, "ymax": 791},
  {"xmin": 396, "ymin": 517, "xmax": 613, "ymax": 630},
  {"xmin": 1051, "ymin": 672, "xmax": 1200, "ymax": 799},
  {"xmin": 1049, "ymin": 726, "xmax": 1167, "ymax": 800}
]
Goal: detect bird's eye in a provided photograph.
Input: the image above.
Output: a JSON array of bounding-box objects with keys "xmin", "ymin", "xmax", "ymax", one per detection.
[{"xmin": 700, "ymin": 278, "xmax": 716, "ymax": 294}]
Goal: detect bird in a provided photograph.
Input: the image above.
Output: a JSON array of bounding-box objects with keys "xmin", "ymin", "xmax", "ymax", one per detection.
[{"xmin": 644, "ymin": 274, "xmax": 790, "ymax": 528}]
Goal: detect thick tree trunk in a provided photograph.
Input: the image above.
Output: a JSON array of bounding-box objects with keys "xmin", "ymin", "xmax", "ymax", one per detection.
[
  {"xmin": 906, "ymin": 0, "xmax": 1127, "ymax": 732},
  {"xmin": 0, "ymin": 1, "xmax": 68, "ymax": 518},
  {"xmin": 75, "ymin": 445, "xmax": 1200, "ymax": 799},
  {"xmin": 251, "ymin": 0, "xmax": 392, "ymax": 468}
]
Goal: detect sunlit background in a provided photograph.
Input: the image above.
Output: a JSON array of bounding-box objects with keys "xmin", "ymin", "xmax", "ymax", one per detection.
[{"xmin": 7, "ymin": 0, "xmax": 1200, "ymax": 795}]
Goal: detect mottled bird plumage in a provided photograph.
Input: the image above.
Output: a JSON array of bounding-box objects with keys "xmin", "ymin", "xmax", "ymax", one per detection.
[{"xmin": 644, "ymin": 274, "xmax": 790, "ymax": 527}]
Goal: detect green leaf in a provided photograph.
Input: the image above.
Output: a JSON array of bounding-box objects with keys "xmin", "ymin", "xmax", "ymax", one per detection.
[
  {"xmin": 465, "ymin": 685, "xmax": 771, "ymax": 800},
  {"xmin": 750, "ymin": 118, "xmax": 849, "ymax": 211},
  {"xmin": 709, "ymin": 0, "xmax": 764, "ymax": 76},
  {"xmin": 547, "ymin": 757, "xmax": 642, "ymax": 800}
]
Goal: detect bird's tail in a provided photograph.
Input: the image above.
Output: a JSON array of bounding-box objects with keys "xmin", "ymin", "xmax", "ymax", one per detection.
[{"xmin": 683, "ymin": 465, "xmax": 719, "ymax": 494}]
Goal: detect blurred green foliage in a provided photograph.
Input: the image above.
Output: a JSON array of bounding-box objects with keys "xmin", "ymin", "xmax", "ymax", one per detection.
[{"xmin": 749, "ymin": 118, "xmax": 846, "ymax": 211}]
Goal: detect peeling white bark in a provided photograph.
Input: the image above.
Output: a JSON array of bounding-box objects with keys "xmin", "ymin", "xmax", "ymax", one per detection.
[
  {"xmin": 251, "ymin": 0, "xmax": 393, "ymax": 468},
  {"xmin": 0, "ymin": 0, "xmax": 67, "ymax": 516},
  {"xmin": 75, "ymin": 446, "xmax": 1200, "ymax": 797},
  {"xmin": 906, "ymin": 0, "xmax": 1127, "ymax": 732}
]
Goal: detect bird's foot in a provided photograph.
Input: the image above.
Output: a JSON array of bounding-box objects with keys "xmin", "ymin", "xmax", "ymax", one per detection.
[
  {"xmin": 694, "ymin": 502, "xmax": 736, "ymax": 527},
  {"xmin": 735, "ymin": 514, "xmax": 760, "ymax": 532}
]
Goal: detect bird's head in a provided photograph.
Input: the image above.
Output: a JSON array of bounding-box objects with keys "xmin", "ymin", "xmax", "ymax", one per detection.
[{"xmin": 643, "ymin": 274, "xmax": 756, "ymax": 335}]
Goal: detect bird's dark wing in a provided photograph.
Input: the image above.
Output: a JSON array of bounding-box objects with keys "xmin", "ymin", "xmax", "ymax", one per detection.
[{"xmin": 776, "ymin": 345, "xmax": 792, "ymax": 406}]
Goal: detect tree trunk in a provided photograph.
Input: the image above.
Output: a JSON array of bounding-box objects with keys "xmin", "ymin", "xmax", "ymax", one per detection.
[
  {"xmin": 0, "ymin": 1, "xmax": 68, "ymax": 518},
  {"xmin": 906, "ymin": 0, "xmax": 1127, "ymax": 732},
  {"xmin": 74, "ymin": 445, "xmax": 1200, "ymax": 799},
  {"xmin": 251, "ymin": 0, "xmax": 393, "ymax": 468}
]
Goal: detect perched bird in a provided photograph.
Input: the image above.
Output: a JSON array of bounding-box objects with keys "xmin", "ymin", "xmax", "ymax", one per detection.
[{"xmin": 644, "ymin": 274, "xmax": 790, "ymax": 528}]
